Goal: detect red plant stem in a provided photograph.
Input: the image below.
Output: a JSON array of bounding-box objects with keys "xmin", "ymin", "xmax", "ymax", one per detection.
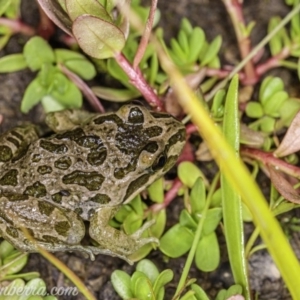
[
  {"xmin": 133, "ymin": 0, "xmax": 158, "ymax": 69},
  {"xmin": 185, "ymin": 123, "xmax": 198, "ymax": 135},
  {"xmin": 59, "ymin": 64, "xmax": 105, "ymax": 113},
  {"xmin": 241, "ymin": 147, "xmax": 300, "ymax": 178},
  {"xmin": 222, "ymin": 0, "xmax": 257, "ymax": 84},
  {"xmin": 114, "ymin": 52, "xmax": 164, "ymax": 111},
  {"xmin": 256, "ymin": 47, "xmax": 291, "ymax": 76},
  {"xmin": 37, "ymin": 3, "xmax": 55, "ymax": 40},
  {"xmin": 0, "ymin": 18, "xmax": 35, "ymax": 35},
  {"xmin": 150, "ymin": 178, "xmax": 183, "ymax": 212}
]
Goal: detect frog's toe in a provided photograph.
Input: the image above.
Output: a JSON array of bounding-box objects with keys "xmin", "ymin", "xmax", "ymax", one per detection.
[{"xmin": 131, "ymin": 219, "xmax": 156, "ymax": 239}]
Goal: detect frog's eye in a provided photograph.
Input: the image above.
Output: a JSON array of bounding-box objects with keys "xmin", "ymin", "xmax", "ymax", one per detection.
[{"xmin": 152, "ymin": 153, "xmax": 167, "ymax": 171}]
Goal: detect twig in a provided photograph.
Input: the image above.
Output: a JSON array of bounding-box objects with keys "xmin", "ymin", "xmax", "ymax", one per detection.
[
  {"xmin": 133, "ymin": 0, "xmax": 158, "ymax": 69},
  {"xmin": 114, "ymin": 52, "xmax": 164, "ymax": 111},
  {"xmin": 222, "ymin": 0, "xmax": 256, "ymax": 82}
]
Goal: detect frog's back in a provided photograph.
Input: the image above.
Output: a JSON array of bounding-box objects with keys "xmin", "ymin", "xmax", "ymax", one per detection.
[{"xmin": 0, "ymin": 105, "xmax": 186, "ymax": 220}]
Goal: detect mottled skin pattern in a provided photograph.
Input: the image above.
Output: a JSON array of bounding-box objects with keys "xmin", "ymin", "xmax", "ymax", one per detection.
[{"xmin": 0, "ymin": 105, "xmax": 186, "ymax": 262}]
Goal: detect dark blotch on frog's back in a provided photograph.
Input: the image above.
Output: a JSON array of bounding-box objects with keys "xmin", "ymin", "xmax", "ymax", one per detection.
[
  {"xmin": 54, "ymin": 221, "xmax": 71, "ymax": 237},
  {"xmin": 38, "ymin": 201, "xmax": 55, "ymax": 216},
  {"xmin": 24, "ymin": 181, "xmax": 47, "ymax": 198},
  {"xmin": 0, "ymin": 145, "xmax": 13, "ymax": 162},
  {"xmin": 123, "ymin": 173, "xmax": 150, "ymax": 202},
  {"xmin": 0, "ymin": 169, "xmax": 18, "ymax": 186},
  {"xmin": 54, "ymin": 157, "xmax": 72, "ymax": 170},
  {"xmin": 94, "ymin": 113, "xmax": 123, "ymax": 126},
  {"xmin": 62, "ymin": 171, "xmax": 105, "ymax": 191},
  {"xmin": 40, "ymin": 140, "xmax": 68, "ymax": 154},
  {"xmin": 89, "ymin": 193, "xmax": 111, "ymax": 204},
  {"xmin": 37, "ymin": 165, "xmax": 53, "ymax": 175}
]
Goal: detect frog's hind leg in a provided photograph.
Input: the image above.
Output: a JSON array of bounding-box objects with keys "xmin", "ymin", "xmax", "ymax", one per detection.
[
  {"xmin": 89, "ymin": 207, "xmax": 159, "ymax": 262},
  {"xmin": 0, "ymin": 195, "xmax": 95, "ymax": 259},
  {"xmin": 0, "ymin": 124, "xmax": 40, "ymax": 163}
]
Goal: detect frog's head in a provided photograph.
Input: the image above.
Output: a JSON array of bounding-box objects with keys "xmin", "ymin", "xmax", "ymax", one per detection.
[{"xmin": 93, "ymin": 104, "xmax": 186, "ymax": 203}]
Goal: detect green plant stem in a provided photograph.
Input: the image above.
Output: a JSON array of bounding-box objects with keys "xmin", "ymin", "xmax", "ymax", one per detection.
[
  {"xmin": 245, "ymin": 226, "xmax": 260, "ymax": 258},
  {"xmin": 173, "ymin": 174, "xmax": 220, "ymax": 299}
]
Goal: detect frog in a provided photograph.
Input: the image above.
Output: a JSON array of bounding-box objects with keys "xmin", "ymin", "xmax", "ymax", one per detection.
[{"xmin": 0, "ymin": 104, "xmax": 186, "ymax": 263}]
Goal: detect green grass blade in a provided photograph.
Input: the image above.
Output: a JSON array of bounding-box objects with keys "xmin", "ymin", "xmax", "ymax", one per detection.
[
  {"xmin": 221, "ymin": 75, "xmax": 250, "ymax": 299},
  {"xmin": 158, "ymin": 50, "xmax": 300, "ymax": 298}
]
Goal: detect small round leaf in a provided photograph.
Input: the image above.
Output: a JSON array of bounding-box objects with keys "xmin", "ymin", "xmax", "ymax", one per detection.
[
  {"xmin": 72, "ymin": 15, "xmax": 125, "ymax": 59},
  {"xmin": 159, "ymin": 224, "xmax": 194, "ymax": 257},
  {"xmin": 23, "ymin": 37, "xmax": 55, "ymax": 71},
  {"xmin": 111, "ymin": 270, "xmax": 133, "ymax": 299},
  {"xmin": 195, "ymin": 232, "xmax": 220, "ymax": 272}
]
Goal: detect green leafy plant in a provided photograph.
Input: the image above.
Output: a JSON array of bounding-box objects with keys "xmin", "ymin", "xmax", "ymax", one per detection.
[
  {"xmin": 0, "ymin": 240, "xmax": 57, "ymax": 300},
  {"xmin": 0, "ymin": 36, "xmax": 97, "ymax": 112}
]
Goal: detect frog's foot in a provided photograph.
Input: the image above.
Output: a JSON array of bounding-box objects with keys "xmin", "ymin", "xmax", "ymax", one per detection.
[{"xmin": 89, "ymin": 212, "xmax": 159, "ymax": 262}]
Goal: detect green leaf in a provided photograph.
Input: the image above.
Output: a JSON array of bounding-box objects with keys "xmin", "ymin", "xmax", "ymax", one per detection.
[
  {"xmin": 0, "ymin": 241, "xmax": 15, "ymax": 259},
  {"xmin": 50, "ymin": 76, "xmax": 82, "ymax": 108},
  {"xmin": 149, "ymin": 210, "xmax": 166, "ymax": 238},
  {"xmin": 179, "ymin": 209, "xmax": 198, "ymax": 229},
  {"xmin": 181, "ymin": 18, "xmax": 193, "ymax": 35},
  {"xmin": 222, "ymin": 75, "xmax": 250, "ymax": 298},
  {"xmin": 0, "ymin": 54, "xmax": 26, "ymax": 73},
  {"xmin": 134, "ymin": 275, "xmax": 154, "ymax": 299},
  {"xmin": 41, "ymin": 95, "xmax": 67, "ymax": 113},
  {"xmin": 0, "ymin": 279, "xmax": 25, "ymax": 300},
  {"xmin": 3, "ymin": 252, "xmax": 28, "ymax": 275},
  {"xmin": 260, "ymin": 116, "xmax": 276, "ymax": 133},
  {"xmin": 200, "ymin": 35, "xmax": 222, "ymax": 66},
  {"xmin": 279, "ymin": 98, "xmax": 300, "ymax": 127},
  {"xmin": 159, "ymin": 224, "xmax": 194, "ymax": 257},
  {"xmin": 22, "ymin": 278, "xmax": 47, "ymax": 298},
  {"xmin": 225, "ymin": 285, "xmax": 243, "ymax": 298},
  {"xmin": 245, "ymin": 101, "xmax": 264, "ymax": 118},
  {"xmin": 195, "ymin": 232, "xmax": 220, "ymax": 272},
  {"xmin": 188, "ymin": 27, "xmax": 205, "ymax": 62},
  {"xmin": 178, "ymin": 30, "xmax": 189, "ymax": 54},
  {"xmin": 268, "ymin": 17, "xmax": 284, "ymax": 56},
  {"xmin": 190, "ymin": 177, "xmax": 206, "ymax": 214},
  {"xmin": 65, "ymin": 0, "xmax": 112, "ymax": 22},
  {"xmin": 64, "ymin": 59, "xmax": 96, "ymax": 80},
  {"xmin": 23, "ymin": 37, "xmax": 55, "ymax": 71},
  {"xmin": 111, "ymin": 270, "xmax": 133, "ymax": 299},
  {"xmin": 123, "ymin": 211, "xmax": 143, "ymax": 234},
  {"xmin": 136, "ymin": 259, "xmax": 159, "ymax": 284},
  {"xmin": 72, "ymin": 15, "xmax": 125, "ymax": 59},
  {"xmin": 170, "ymin": 38, "xmax": 186, "ymax": 60},
  {"xmin": 202, "ymin": 208, "xmax": 222, "ymax": 235},
  {"xmin": 259, "ymin": 76, "xmax": 284, "ymax": 105},
  {"xmin": 148, "ymin": 178, "xmax": 164, "ymax": 203},
  {"xmin": 21, "ymin": 78, "xmax": 47, "ymax": 113},
  {"xmin": 148, "ymin": 52, "xmax": 159, "ymax": 86},
  {"xmin": 92, "ymin": 86, "xmax": 140, "ymax": 101},
  {"xmin": 263, "ymin": 90, "xmax": 288, "ymax": 117},
  {"xmin": 178, "ymin": 162, "xmax": 206, "ymax": 188},
  {"xmin": 153, "ymin": 270, "xmax": 173, "ymax": 298},
  {"xmin": 211, "ymin": 89, "xmax": 225, "ymax": 119},
  {"xmin": 191, "ymin": 284, "xmax": 210, "ymax": 300},
  {"xmin": 0, "ymin": 0, "xmax": 12, "ymax": 16}
]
